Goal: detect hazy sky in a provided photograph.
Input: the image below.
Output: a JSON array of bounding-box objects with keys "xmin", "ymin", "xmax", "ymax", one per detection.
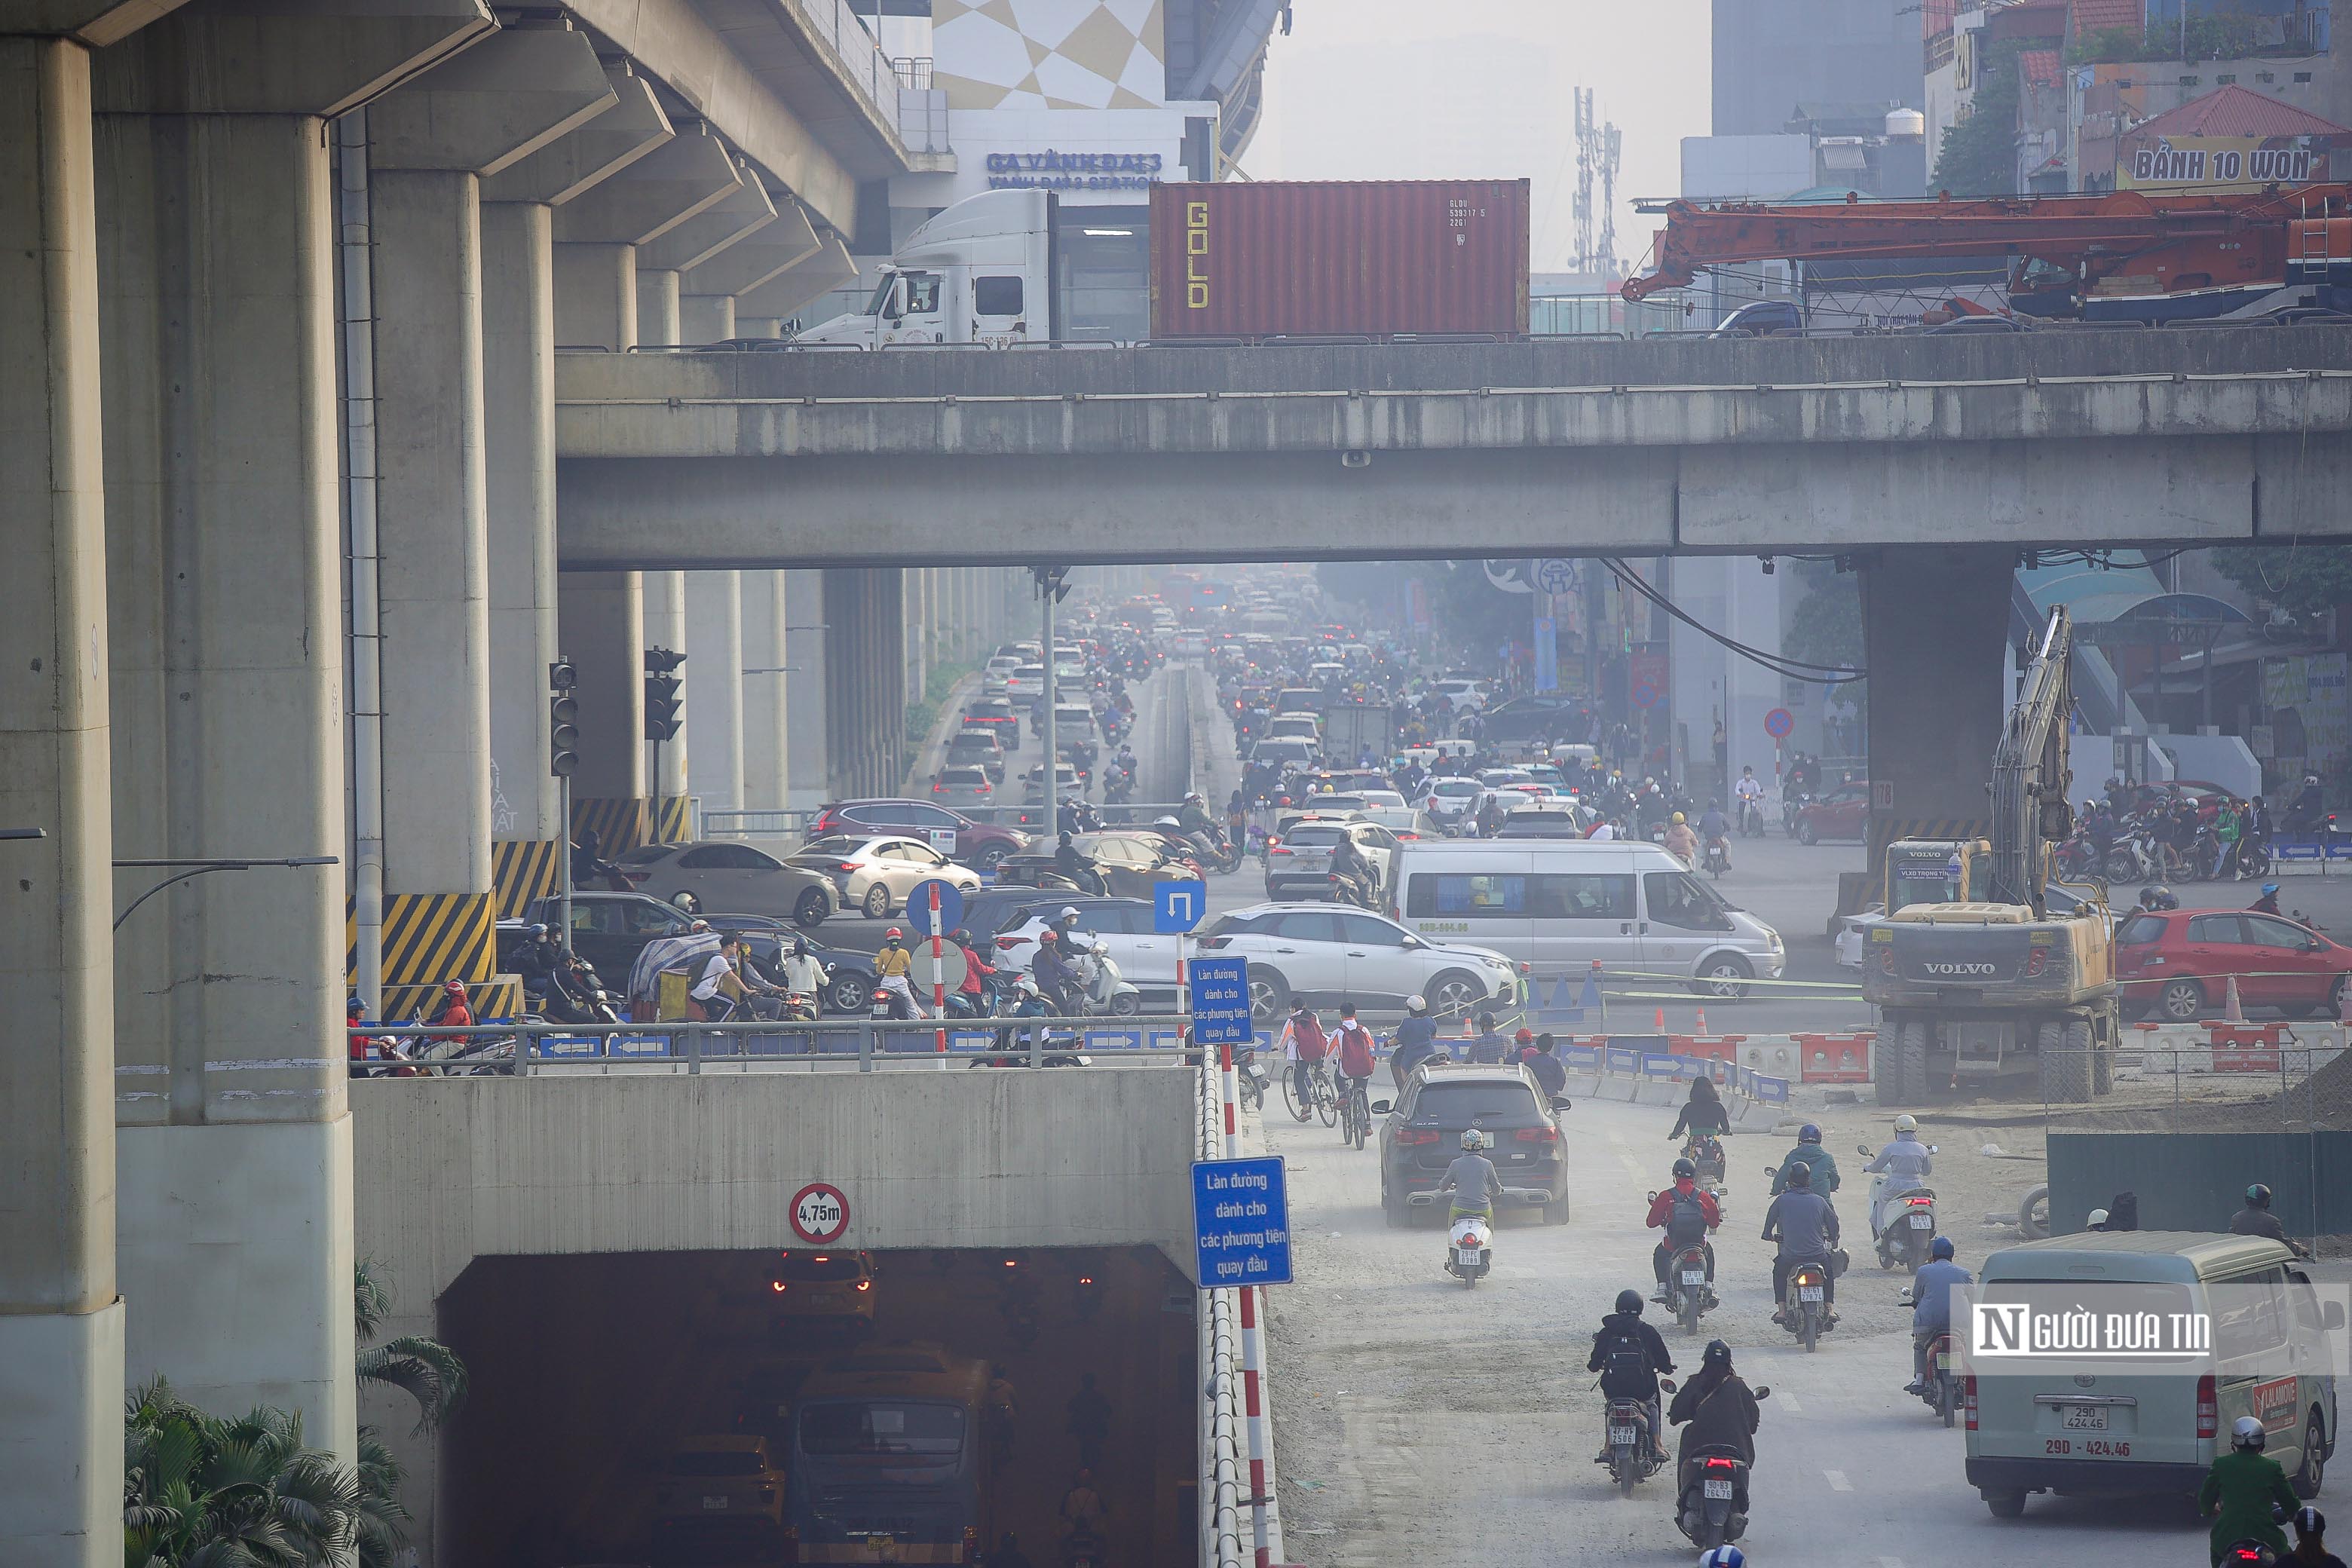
[{"xmin": 1245, "ymin": 0, "xmax": 1710, "ymax": 280}]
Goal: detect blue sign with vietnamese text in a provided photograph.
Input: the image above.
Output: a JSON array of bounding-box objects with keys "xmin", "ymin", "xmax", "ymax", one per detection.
[
  {"xmin": 1190, "ymin": 955, "xmax": 1253, "ymax": 1046},
  {"xmin": 1193, "ymin": 1156, "xmax": 1293, "ymax": 1288}
]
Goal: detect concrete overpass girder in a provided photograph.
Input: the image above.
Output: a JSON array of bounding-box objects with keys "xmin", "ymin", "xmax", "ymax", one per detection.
[
  {"xmin": 550, "ymin": 119, "xmax": 739, "ymax": 248},
  {"xmin": 479, "ymin": 58, "xmax": 671, "ymax": 205},
  {"xmin": 636, "ymin": 152, "xmax": 776, "ymax": 275},
  {"xmin": 366, "ymin": 20, "xmax": 616, "ymax": 179},
  {"xmin": 2, "ymin": 0, "xmax": 192, "ymax": 46},
  {"xmin": 90, "ymin": 0, "xmax": 494, "ymax": 118}
]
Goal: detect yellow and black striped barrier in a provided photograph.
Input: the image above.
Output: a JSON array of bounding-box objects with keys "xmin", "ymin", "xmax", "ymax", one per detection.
[
  {"xmin": 572, "ymin": 796, "xmax": 651, "ymax": 854},
  {"xmin": 346, "ymin": 890, "xmax": 496, "ymax": 1011},
  {"xmin": 655, "ymin": 795, "xmax": 693, "ymax": 843},
  {"xmin": 492, "ymin": 839, "xmax": 561, "ymax": 918}
]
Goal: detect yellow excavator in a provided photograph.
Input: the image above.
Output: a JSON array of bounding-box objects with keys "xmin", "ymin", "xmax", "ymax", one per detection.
[{"xmin": 1860, "ymin": 608, "xmax": 2119, "ymax": 1104}]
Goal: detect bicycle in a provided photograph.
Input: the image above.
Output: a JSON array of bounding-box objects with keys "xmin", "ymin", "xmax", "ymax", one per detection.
[
  {"xmin": 1340, "ymin": 1073, "xmax": 1372, "ymax": 1148},
  {"xmin": 1281, "ymin": 1058, "xmax": 1334, "ymax": 1123}
]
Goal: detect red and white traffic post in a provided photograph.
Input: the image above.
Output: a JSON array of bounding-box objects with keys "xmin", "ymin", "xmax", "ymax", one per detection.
[{"xmin": 929, "ymin": 881, "xmax": 947, "ymax": 1058}]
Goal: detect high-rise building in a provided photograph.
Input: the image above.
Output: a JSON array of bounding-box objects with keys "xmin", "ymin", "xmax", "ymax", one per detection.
[{"xmin": 1712, "ymin": 0, "xmax": 1923, "ymax": 136}]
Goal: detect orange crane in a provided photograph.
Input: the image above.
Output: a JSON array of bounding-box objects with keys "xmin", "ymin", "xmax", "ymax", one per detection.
[{"xmin": 1621, "ymin": 184, "xmax": 2352, "ymax": 318}]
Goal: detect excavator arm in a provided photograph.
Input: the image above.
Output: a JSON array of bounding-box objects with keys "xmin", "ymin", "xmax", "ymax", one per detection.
[
  {"xmin": 1620, "ymin": 185, "xmax": 2352, "ymax": 302},
  {"xmin": 1989, "ymin": 608, "xmax": 2076, "ymax": 914}
]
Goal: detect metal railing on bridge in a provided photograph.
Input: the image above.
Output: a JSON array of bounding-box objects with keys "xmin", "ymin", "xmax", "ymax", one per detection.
[{"xmin": 701, "ymin": 802, "xmax": 1211, "ymax": 841}]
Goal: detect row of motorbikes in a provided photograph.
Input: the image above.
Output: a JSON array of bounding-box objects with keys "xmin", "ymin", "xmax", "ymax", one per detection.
[{"xmin": 2055, "ymin": 811, "xmax": 2274, "ymax": 883}]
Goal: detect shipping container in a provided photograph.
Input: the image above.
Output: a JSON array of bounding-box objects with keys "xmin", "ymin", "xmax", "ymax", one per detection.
[{"xmin": 1147, "ymin": 179, "xmax": 1531, "ymax": 340}]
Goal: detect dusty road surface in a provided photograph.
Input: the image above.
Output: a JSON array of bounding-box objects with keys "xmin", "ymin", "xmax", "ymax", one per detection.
[{"xmin": 1254, "ymin": 1091, "xmax": 2219, "ymax": 1568}]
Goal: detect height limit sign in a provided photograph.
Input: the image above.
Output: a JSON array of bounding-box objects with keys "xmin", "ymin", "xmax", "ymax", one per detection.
[{"xmin": 1193, "ymin": 1155, "xmax": 1292, "ymax": 1288}]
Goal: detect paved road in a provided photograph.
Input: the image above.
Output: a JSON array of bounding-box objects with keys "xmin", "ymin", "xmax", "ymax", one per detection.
[{"xmin": 1257, "ymin": 1092, "xmax": 2211, "ymax": 1568}]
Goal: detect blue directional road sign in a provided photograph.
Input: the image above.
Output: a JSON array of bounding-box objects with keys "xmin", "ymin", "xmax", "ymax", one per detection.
[
  {"xmin": 1154, "ymin": 878, "xmax": 1208, "ymax": 933},
  {"xmin": 905, "ymin": 878, "xmax": 965, "ymax": 938},
  {"xmin": 1193, "ymin": 1155, "xmax": 1292, "ymax": 1288},
  {"xmin": 1189, "ymin": 955, "xmax": 1253, "ymax": 1046}
]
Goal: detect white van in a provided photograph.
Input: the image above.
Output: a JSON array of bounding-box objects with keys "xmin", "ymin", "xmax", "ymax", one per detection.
[
  {"xmin": 1388, "ymin": 839, "xmax": 1783, "ymax": 996},
  {"xmin": 1968, "ymin": 1231, "xmax": 2340, "ymax": 1517}
]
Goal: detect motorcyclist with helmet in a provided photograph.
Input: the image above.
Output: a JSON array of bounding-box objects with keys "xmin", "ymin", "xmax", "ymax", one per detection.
[
  {"xmin": 1663, "ymin": 810, "xmax": 1698, "ymax": 868},
  {"xmin": 1177, "ymin": 791, "xmax": 1217, "ymax": 838},
  {"xmin": 1697, "ymin": 799, "xmax": 1732, "ymax": 870},
  {"xmin": 1030, "ymin": 928, "xmax": 1081, "ymax": 1015},
  {"xmin": 1588, "ymin": 1288, "xmax": 1676, "ymax": 1462},
  {"xmin": 1646, "ymin": 1157, "xmax": 1722, "ymax": 1302},
  {"xmin": 1863, "ymin": 1114, "xmax": 1934, "ymax": 1238},
  {"xmin": 2201, "ymin": 1416, "xmax": 2301, "ymax": 1566},
  {"xmin": 1768, "ymin": 1123, "xmax": 1842, "ymax": 1196},
  {"xmin": 1698, "ymin": 1551, "xmax": 1747, "ymax": 1568},
  {"xmin": 2253, "ymin": 882, "xmax": 2285, "ymax": 917},
  {"xmin": 2139, "ymin": 885, "xmax": 2182, "ymax": 912},
  {"xmin": 1389, "ymin": 995, "xmax": 1441, "ymax": 1088},
  {"xmin": 2232, "ymin": 1183, "xmax": 2313, "ymax": 1257},
  {"xmin": 1761, "ymin": 1162, "xmax": 1840, "ymax": 1324},
  {"xmin": 1668, "ymin": 1340, "xmax": 1762, "ymax": 1508},
  {"xmin": 1438, "ymin": 1128, "xmax": 1502, "ymax": 1222},
  {"xmin": 1903, "ymin": 1236, "xmax": 1972, "ymax": 1395},
  {"xmin": 2290, "ymin": 1508, "xmax": 2349, "ymax": 1568}
]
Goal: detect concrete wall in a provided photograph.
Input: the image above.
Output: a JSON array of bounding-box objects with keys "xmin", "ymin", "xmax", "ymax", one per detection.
[
  {"xmin": 550, "ymin": 332, "xmax": 2352, "ymax": 566},
  {"xmin": 349, "ymin": 1067, "xmax": 1202, "ymax": 1304}
]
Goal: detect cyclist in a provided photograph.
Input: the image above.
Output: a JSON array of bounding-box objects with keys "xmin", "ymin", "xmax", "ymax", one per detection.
[
  {"xmin": 1331, "ymin": 1003, "xmax": 1377, "ymax": 1124},
  {"xmin": 1279, "ymin": 1000, "xmax": 1331, "ymax": 1114}
]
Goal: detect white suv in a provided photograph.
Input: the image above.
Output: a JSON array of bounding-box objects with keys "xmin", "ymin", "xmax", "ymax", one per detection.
[{"xmin": 1197, "ymin": 903, "xmax": 1523, "ymax": 1023}]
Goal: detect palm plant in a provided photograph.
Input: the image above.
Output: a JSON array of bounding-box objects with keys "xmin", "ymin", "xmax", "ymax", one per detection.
[
  {"xmin": 123, "ymin": 1380, "xmax": 363, "ymax": 1568},
  {"xmin": 354, "ymin": 1259, "xmax": 468, "ymax": 1436}
]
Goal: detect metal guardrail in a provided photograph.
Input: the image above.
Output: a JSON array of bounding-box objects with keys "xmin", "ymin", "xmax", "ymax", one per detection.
[
  {"xmin": 351, "ymin": 1014, "xmax": 1204, "ymax": 1075},
  {"xmin": 1196, "ymin": 1063, "xmax": 1249, "ymax": 1568},
  {"xmin": 788, "ymin": 0, "xmax": 902, "ymax": 127}
]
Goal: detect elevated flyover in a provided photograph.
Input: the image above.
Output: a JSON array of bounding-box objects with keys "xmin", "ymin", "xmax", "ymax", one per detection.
[{"xmin": 555, "ymin": 327, "xmax": 2352, "ymax": 568}]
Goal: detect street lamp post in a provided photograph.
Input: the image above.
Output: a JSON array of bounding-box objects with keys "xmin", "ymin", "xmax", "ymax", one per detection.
[{"xmin": 111, "ymin": 856, "xmax": 340, "ymax": 933}]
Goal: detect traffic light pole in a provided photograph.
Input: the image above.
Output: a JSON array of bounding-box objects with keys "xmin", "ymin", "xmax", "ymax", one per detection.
[{"xmin": 559, "ymin": 772, "xmax": 574, "ymax": 957}]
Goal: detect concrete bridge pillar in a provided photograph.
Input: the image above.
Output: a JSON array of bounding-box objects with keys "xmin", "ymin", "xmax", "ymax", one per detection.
[
  {"xmin": 1862, "ymin": 545, "xmax": 2011, "ymax": 879},
  {"xmin": 92, "ymin": 0, "xmax": 498, "ymax": 1473},
  {"xmin": 684, "ymin": 571, "xmax": 744, "ymax": 816},
  {"xmin": 558, "ymin": 571, "xmax": 646, "ymax": 846},
  {"xmin": 742, "ymin": 571, "xmax": 790, "ymax": 813},
  {"xmin": 786, "ymin": 571, "xmax": 828, "ymax": 810},
  {"xmin": 0, "ymin": 16, "xmax": 135, "ymax": 1560},
  {"xmin": 365, "ymin": 23, "xmax": 610, "ymax": 1014}
]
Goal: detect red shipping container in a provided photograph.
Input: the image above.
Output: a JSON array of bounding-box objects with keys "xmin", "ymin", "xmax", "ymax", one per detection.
[{"xmin": 1148, "ymin": 179, "xmax": 1530, "ymax": 340}]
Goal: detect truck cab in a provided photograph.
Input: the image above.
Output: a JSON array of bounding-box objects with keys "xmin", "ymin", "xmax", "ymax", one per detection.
[{"xmin": 794, "ymin": 189, "xmax": 1053, "ymax": 350}]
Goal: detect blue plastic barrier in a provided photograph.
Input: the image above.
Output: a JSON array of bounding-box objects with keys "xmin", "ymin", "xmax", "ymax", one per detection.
[
  {"xmin": 1752, "ymin": 1074, "xmax": 1790, "ymax": 1104},
  {"xmin": 1563, "ymin": 1043, "xmax": 1603, "ymax": 1071}
]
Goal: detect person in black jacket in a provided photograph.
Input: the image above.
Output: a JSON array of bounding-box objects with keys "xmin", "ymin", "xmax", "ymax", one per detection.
[
  {"xmin": 1588, "ymin": 1289, "xmax": 1676, "ymax": 1462},
  {"xmin": 1668, "ymin": 1340, "xmax": 1762, "ymax": 1505},
  {"xmin": 1668, "ymin": 1077, "xmax": 1733, "ymax": 1140},
  {"xmin": 1521, "ymin": 1032, "xmax": 1568, "ymax": 1099}
]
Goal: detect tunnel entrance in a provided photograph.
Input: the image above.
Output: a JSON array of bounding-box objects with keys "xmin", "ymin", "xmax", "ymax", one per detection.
[{"xmin": 437, "ymin": 1247, "xmax": 1197, "ymax": 1568}]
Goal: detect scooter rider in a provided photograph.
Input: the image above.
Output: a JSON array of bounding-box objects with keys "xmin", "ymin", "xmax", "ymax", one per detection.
[
  {"xmin": 1647, "ymin": 1158, "xmax": 1722, "ymax": 1301},
  {"xmin": 1762, "ymin": 1162, "xmax": 1840, "ymax": 1325},
  {"xmin": 1668, "ymin": 1340, "xmax": 1761, "ymax": 1505},
  {"xmin": 1698, "ymin": 800, "xmax": 1731, "ymax": 868},
  {"xmin": 1735, "ymin": 767, "xmax": 1764, "ymax": 833},
  {"xmin": 1768, "ymin": 1122, "xmax": 1841, "ymax": 1196},
  {"xmin": 1588, "ymin": 1288, "xmax": 1677, "ymax": 1462},
  {"xmin": 1664, "ymin": 811, "xmax": 1698, "ymax": 867},
  {"xmin": 2252, "ymin": 882, "xmax": 2284, "ymax": 917},
  {"xmin": 2231, "ymin": 1183, "xmax": 2313, "ymax": 1258},
  {"xmin": 1178, "ymin": 791, "xmax": 1217, "ymax": 838},
  {"xmin": 1389, "ymin": 995, "xmax": 1441, "ymax": 1088},
  {"xmin": 1864, "ymin": 1114, "xmax": 1934, "ymax": 1237},
  {"xmin": 1668, "ymin": 1077, "xmax": 1734, "ymax": 1141},
  {"xmin": 2200, "ymin": 1416, "xmax": 2299, "ymax": 1566},
  {"xmin": 1903, "ymin": 1236, "xmax": 1972, "ymax": 1395},
  {"xmin": 1438, "ymin": 1129, "xmax": 1502, "ymax": 1221}
]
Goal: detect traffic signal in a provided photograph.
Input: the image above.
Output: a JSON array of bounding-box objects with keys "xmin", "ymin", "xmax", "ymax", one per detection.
[
  {"xmin": 548, "ymin": 657, "xmax": 579, "ymax": 776},
  {"xmin": 643, "ymin": 646, "xmax": 685, "ymax": 741}
]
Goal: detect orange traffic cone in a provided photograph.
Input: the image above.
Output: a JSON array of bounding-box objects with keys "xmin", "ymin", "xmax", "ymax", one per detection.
[
  {"xmin": 1695, "ymin": 1009, "xmax": 1710, "ymax": 1037},
  {"xmin": 1655, "ymin": 1006, "xmax": 1667, "ymax": 1032},
  {"xmin": 2225, "ymin": 973, "xmax": 2246, "ymax": 1024}
]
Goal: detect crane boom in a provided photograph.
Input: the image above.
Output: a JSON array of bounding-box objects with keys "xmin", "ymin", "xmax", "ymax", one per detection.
[
  {"xmin": 1621, "ymin": 184, "xmax": 2352, "ymax": 302},
  {"xmin": 1989, "ymin": 607, "xmax": 2075, "ymax": 914}
]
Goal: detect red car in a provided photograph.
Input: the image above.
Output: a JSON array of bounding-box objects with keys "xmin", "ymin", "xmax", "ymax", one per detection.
[
  {"xmin": 807, "ymin": 799, "xmax": 1030, "ymax": 871},
  {"xmin": 1791, "ymin": 782, "xmax": 1870, "ymax": 845},
  {"xmin": 2114, "ymin": 907, "xmax": 2352, "ymax": 1021}
]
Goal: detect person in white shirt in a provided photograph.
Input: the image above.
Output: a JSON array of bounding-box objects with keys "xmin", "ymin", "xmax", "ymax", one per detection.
[
  {"xmin": 779, "ymin": 934, "xmax": 828, "ymax": 999},
  {"xmin": 1586, "ymin": 816, "xmax": 1618, "ymax": 841},
  {"xmin": 691, "ymin": 933, "xmax": 743, "ymax": 1023},
  {"xmin": 1734, "ymin": 767, "xmax": 1766, "ymax": 835}
]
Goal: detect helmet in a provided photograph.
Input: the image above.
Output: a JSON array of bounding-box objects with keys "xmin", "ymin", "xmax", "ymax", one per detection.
[
  {"xmin": 1786, "ymin": 1162, "xmax": 1813, "ymax": 1187},
  {"xmin": 1615, "ymin": 1288, "xmax": 1644, "ymax": 1315},
  {"xmin": 885, "ymin": 926, "xmax": 903, "ymax": 940},
  {"xmin": 1672, "ymin": 1157, "xmax": 1697, "ymax": 1179},
  {"xmin": 1404, "ymin": 994, "xmax": 1427, "ymax": 1013},
  {"xmin": 2296, "ymin": 1507, "xmax": 2327, "ymax": 1539},
  {"xmin": 2233, "ymin": 1415, "xmax": 2268, "ymax": 1451},
  {"xmin": 525, "ymin": 923, "xmax": 547, "ymax": 939},
  {"xmin": 1894, "ymin": 1114, "xmax": 1918, "ymax": 1133},
  {"xmin": 1058, "ymin": 907, "xmax": 1081, "ymax": 921},
  {"xmin": 2087, "ymin": 1208, "xmax": 2111, "ymax": 1229},
  {"xmin": 1671, "ymin": 811, "xmax": 1686, "ymax": 825},
  {"xmin": 2247, "ymin": 1182, "xmax": 2274, "ymax": 1209},
  {"xmin": 1156, "ymin": 816, "xmax": 1181, "ymax": 828},
  {"xmin": 2264, "ymin": 882, "xmax": 2281, "ymax": 896},
  {"xmin": 1461, "ymin": 1129, "xmax": 1490, "ymax": 1151},
  {"xmin": 1184, "ymin": 792, "xmax": 1204, "ymax": 804},
  {"xmin": 1930, "ymin": 1235, "xmax": 1956, "ymax": 1260},
  {"xmin": 1016, "ymin": 973, "xmax": 1040, "ymax": 995},
  {"xmin": 1799, "ymin": 1122, "xmax": 1821, "ymax": 1144},
  {"xmin": 443, "ymin": 979, "xmax": 468, "ymax": 997},
  {"xmin": 347, "ymin": 996, "xmax": 365, "ymax": 1018},
  {"xmin": 949, "ymin": 927, "xmax": 972, "ymax": 946},
  {"xmin": 1702, "ymin": 1338, "xmax": 1732, "ymax": 1367},
  {"xmin": 2308, "ymin": 774, "xmax": 2320, "ymax": 786},
  {"xmin": 1698, "ymin": 1549, "xmax": 1746, "ymax": 1568}
]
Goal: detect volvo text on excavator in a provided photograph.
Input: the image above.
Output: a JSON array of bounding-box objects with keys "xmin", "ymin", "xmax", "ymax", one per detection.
[{"xmin": 1860, "ymin": 608, "xmax": 2121, "ymax": 1104}]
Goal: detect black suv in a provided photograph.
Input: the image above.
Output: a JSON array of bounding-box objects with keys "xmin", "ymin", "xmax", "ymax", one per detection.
[{"xmin": 1373, "ymin": 1063, "xmax": 1570, "ymax": 1228}]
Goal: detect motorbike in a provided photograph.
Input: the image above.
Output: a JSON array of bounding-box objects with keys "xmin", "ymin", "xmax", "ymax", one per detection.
[
  {"xmin": 2056, "ymin": 834, "xmax": 2101, "ymax": 880},
  {"xmin": 1779, "ymin": 1257, "xmax": 1835, "ymax": 1351},
  {"xmin": 1103, "ymin": 767, "xmax": 1134, "ymax": 806},
  {"xmin": 1665, "ymin": 1239, "xmax": 1716, "ymax": 1337},
  {"xmin": 1603, "ymin": 1392, "xmax": 1664, "ymax": 1496},
  {"xmin": 1233, "ymin": 1044, "xmax": 1269, "ymax": 1110},
  {"xmin": 1898, "ymin": 1289, "xmax": 1960, "ymax": 1426},
  {"xmin": 1737, "ymin": 798, "xmax": 1766, "ymax": 838},
  {"xmin": 1863, "ymin": 1142, "xmax": 1940, "ymax": 1272},
  {"xmin": 1061, "ymin": 1525, "xmax": 1106, "ymax": 1568},
  {"xmin": 1702, "ymin": 837, "xmax": 1731, "ymax": 878},
  {"xmin": 1659, "ymin": 1377, "xmax": 1770, "ymax": 1552},
  {"xmin": 1072, "ymin": 1269, "xmax": 1104, "ymax": 1321},
  {"xmin": 1067, "ymin": 944, "xmax": 1143, "ymax": 1017},
  {"xmin": 1444, "ymin": 1212, "xmax": 1492, "ymax": 1288},
  {"xmin": 1683, "ymin": 1133, "xmax": 1726, "ymax": 1196},
  {"xmin": 1187, "ymin": 828, "xmax": 1245, "ymax": 875},
  {"xmin": 1781, "ymin": 790, "xmax": 1813, "ymax": 835},
  {"xmin": 2104, "ymin": 827, "xmax": 2158, "ymax": 882}
]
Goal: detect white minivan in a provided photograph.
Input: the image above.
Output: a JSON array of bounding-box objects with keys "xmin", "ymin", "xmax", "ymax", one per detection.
[
  {"xmin": 1968, "ymin": 1231, "xmax": 2340, "ymax": 1518},
  {"xmin": 1388, "ymin": 839, "xmax": 1784, "ymax": 997}
]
